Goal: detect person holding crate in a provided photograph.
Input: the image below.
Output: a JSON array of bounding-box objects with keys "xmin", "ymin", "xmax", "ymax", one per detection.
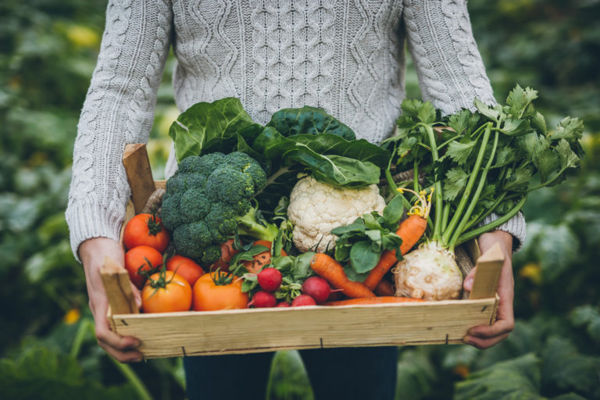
[{"xmin": 66, "ymin": 1, "xmax": 525, "ymax": 399}]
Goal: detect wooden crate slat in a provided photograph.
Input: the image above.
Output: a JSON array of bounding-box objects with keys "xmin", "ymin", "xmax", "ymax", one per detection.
[{"xmin": 112, "ymin": 298, "xmax": 496, "ymax": 358}]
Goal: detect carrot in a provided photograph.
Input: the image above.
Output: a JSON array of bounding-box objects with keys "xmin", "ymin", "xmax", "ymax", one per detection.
[
  {"xmin": 374, "ymin": 279, "xmax": 395, "ymax": 296},
  {"xmin": 364, "ymin": 214, "xmax": 428, "ymax": 290},
  {"xmin": 310, "ymin": 253, "xmax": 375, "ymax": 298},
  {"xmin": 325, "ymin": 296, "xmax": 424, "ymax": 306}
]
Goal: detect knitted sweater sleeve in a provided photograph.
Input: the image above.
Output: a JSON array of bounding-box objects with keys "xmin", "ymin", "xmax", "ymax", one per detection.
[
  {"xmin": 403, "ymin": 0, "xmax": 526, "ymax": 250},
  {"xmin": 65, "ymin": 0, "xmax": 172, "ymax": 261}
]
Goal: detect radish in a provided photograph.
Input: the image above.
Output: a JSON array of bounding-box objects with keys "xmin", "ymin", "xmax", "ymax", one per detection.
[
  {"xmin": 249, "ymin": 291, "xmax": 277, "ymax": 308},
  {"xmin": 276, "ymin": 301, "xmax": 291, "ymax": 307},
  {"xmin": 257, "ymin": 268, "xmax": 282, "ymax": 292},
  {"xmin": 301, "ymin": 276, "xmax": 331, "ymax": 304},
  {"xmin": 291, "ymin": 294, "xmax": 317, "ymax": 307}
]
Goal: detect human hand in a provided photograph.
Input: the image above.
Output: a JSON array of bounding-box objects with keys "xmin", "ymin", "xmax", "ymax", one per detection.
[
  {"xmin": 79, "ymin": 237, "xmax": 143, "ymax": 362},
  {"xmin": 462, "ymin": 230, "xmax": 515, "ymax": 349}
]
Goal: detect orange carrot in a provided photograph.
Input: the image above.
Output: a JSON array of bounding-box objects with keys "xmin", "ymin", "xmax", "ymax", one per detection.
[
  {"xmin": 363, "ymin": 214, "xmax": 428, "ymax": 290},
  {"xmin": 325, "ymin": 296, "xmax": 424, "ymax": 306},
  {"xmin": 310, "ymin": 253, "xmax": 375, "ymax": 298},
  {"xmin": 374, "ymin": 279, "xmax": 395, "ymax": 296}
]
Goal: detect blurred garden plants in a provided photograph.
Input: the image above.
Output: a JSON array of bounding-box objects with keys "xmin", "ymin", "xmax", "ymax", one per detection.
[{"xmin": 1, "ymin": 0, "xmax": 599, "ymax": 399}]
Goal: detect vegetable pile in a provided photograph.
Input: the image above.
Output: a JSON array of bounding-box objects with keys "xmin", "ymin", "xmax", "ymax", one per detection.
[{"xmin": 120, "ymin": 86, "xmax": 583, "ymax": 313}]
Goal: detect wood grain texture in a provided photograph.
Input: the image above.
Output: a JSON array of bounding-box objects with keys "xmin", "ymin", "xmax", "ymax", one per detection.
[
  {"xmin": 469, "ymin": 243, "xmax": 504, "ymax": 299},
  {"xmin": 122, "ymin": 144, "xmax": 155, "ymax": 213},
  {"xmin": 111, "ymin": 298, "xmax": 497, "ymax": 358},
  {"xmin": 101, "ymin": 257, "xmax": 139, "ymax": 315}
]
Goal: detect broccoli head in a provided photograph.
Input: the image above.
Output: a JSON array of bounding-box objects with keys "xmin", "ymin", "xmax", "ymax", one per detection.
[{"xmin": 160, "ymin": 151, "xmax": 278, "ymax": 265}]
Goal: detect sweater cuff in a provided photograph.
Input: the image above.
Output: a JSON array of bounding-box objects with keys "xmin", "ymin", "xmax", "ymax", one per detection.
[
  {"xmin": 65, "ymin": 199, "xmax": 125, "ymax": 263},
  {"xmin": 480, "ymin": 212, "xmax": 526, "ymax": 253}
]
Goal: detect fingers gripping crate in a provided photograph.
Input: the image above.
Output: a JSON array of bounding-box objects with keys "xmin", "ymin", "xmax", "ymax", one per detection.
[{"xmin": 101, "ymin": 144, "xmax": 503, "ymax": 359}]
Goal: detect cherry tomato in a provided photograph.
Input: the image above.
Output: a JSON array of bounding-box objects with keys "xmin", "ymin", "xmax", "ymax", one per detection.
[
  {"xmin": 124, "ymin": 245, "xmax": 163, "ymax": 288},
  {"xmin": 192, "ymin": 272, "xmax": 248, "ymax": 311},
  {"xmin": 123, "ymin": 213, "xmax": 170, "ymax": 252},
  {"xmin": 167, "ymin": 255, "xmax": 205, "ymax": 286},
  {"xmin": 142, "ymin": 271, "xmax": 192, "ymax": 313}
]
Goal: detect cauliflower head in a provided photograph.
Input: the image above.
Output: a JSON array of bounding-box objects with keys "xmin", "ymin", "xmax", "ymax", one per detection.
[{"xmin": 287, "ymin": 176, "xmax": 386, "ymax": 252}]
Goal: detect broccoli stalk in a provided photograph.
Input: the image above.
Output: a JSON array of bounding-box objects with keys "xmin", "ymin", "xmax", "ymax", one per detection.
[{"xmin": 237, "ymin": 206, "xmax": 279, "ymax": 242}]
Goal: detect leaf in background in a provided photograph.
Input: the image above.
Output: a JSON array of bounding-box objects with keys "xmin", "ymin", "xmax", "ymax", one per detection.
[
  {"xmin": 454, "ymin": 353, "xmax": 542, "ymax": 400},
  {"xmin": 549, "ymin": 117, "xmax": 584, "ymax": 143},
  {"xmin": 417, "ymin": 101, "xmax": 436, "ymax": 124},
  {"xmin": 556, "ymin": 139, "xmax": 580, "ymax": 170},
  {"xmin": 446, "ymin": 139, "xmax": 477, "ymax": 165},
  {"xmin": 506, "ymin": 85, "xmax": 538, "ymax": 117},
  {"xmin": 395, "ymin": 348, "xmax": 438, "ymax": 400},
  {"xmin": 492, "ymin": 146, "xmax": 516, "ymax": 168},
  {"xmin": 541, "ymin": 336, "xmax": 600, "ymax": 397},
  {"xmin": 503, "ymin": 165, "xmax": 534, "ymax": 192},
  {"xmin": 443, "ymin": 168, "xmax": 469, "ymax": 201},
  {"xmin": 501, "ymin": 118, "xmax": 531, "ymax": 136},
  {"xmin": 533, "ymin": 149, "xmax": 561, "ymax": 183},
  {"xmin": 0, "ymin": 346, "xmax": 137, "ymax": 400},
  {"xmin": 447, "ymin": 109, "xmax": 480, "ymax": 135},
  {"xmin": 474, "ymin": 98, "xmax": 501, "ymax": 121},
  {"xmin": 169, "ymin": 98, "xmax": 260, "ymax": 161},
  {"xmin": 267, "ymin": 106, "xmax": 355, "ymax": 140},
  {"xmin": 532, "ymin": 111, "xmax": 547, "ymax": 135},
  {"xmin": 570, "ymin": 305, "xmax": 600, "ymax": 343}
]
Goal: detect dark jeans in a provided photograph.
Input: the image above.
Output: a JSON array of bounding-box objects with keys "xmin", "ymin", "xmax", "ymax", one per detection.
[{"xmin": 184, "ymin": 346, "xmax": 398, "ymax": 400}]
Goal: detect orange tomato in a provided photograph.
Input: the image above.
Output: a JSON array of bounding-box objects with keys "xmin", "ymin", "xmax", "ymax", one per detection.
[
  {"xmin": 124, "ymin": 245, "xmax": 163, "ymax": 288},
  {"xmin": 192, "ymin": 272, "xmax": 248, "ymax": 311},
  {"xmin": 167, "ymin": 255, "xmax": 205, "ymax": 286},
  {"xmin": 123, "ymin": 213, "xmax": 170, "ymax": 252},
  {"xmin": 142, "ymin": 271, "xmax": 192, "ymax": 313},
  {"xmin": 242, "ymin": 240, "xmax": 287, "ymax": 273}
]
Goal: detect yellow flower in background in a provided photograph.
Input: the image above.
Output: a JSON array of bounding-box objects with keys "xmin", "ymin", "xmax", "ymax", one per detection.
[
  {"xmin": 63, "ymin": 308, "xmax": 81, "ymax": 325},
  {"xmin": 453, "ymin": 364, "xmax": 470, "ymax": 378},
  {"xmin": 519, "ymin": 262, "xmax": 542, "ymax": 285},
  {"xmin": 66, "ymin": 24, "xmax": 99, "ymax": 48}
]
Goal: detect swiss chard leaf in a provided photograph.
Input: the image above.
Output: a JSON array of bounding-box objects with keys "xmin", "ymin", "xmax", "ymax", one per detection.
[
  {"xmin": 169, "ymin": 97, "xmax": 261, "ymax": 161},
  {"xmin": 267, "ymin": 106, "xmax": 356, "ymax": 140}
]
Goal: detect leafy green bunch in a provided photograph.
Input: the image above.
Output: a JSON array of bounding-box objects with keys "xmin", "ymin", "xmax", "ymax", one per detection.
[{"xmin": 383, "ymin": 85, "xmax": 584, "ymax": 251}]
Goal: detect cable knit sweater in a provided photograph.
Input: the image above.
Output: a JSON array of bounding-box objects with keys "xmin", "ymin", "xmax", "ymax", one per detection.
[{"xmin": 66, "ymin": 0, "xmax": 526, "ymax": 260}]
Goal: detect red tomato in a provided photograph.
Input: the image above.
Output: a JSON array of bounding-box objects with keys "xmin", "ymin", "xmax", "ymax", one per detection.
[
  {"xmin": 167, "ymin": 255, "xmax": 205, "ymax": 286},
  {"xmin": 123, "ymin": 213, "xmax": 170, "ymax": 252},
  {"xmin": 142, "ymin": 271, "xmax": 192, "ymax": 313},
  {"xmin": 192, "ymin": 272, "xmax": 248, "ymax": 311},
  {"xmin": 242, "ymin": 240, "xmax": 287, "ymax": 274},
  {"xmin": 124, "ymin": 245, "xmax": 163, "ymax": 288}
]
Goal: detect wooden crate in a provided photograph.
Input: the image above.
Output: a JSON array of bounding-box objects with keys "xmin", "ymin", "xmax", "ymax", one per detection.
[{"xmin": 101, "ymin": 144, "xmax": 504, "ymax": 359}]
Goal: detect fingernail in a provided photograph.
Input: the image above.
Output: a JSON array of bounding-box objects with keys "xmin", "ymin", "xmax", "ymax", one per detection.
[{"xmin": 463, "ymin": 335, "xmax": 472, "ymax": 344}]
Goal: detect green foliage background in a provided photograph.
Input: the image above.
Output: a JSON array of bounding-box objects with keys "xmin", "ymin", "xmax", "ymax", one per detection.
[{"xmin": 1, "ymin": 0, "xmax": 598, "ymax": 399}]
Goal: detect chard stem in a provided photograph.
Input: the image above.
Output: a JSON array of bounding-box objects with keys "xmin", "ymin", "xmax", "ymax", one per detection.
[
  {"xmin": 455, "ymin": 196, "xmax": 527, "ymax": 245},
  {"xmin": 449, "ymin": 128, "xmax": 499, "ymax": 249},
  {"xmin": 442, "ymin": 123, "xmax": 492, "ymax": 246},
  {"xmin": 422, "ymin": 123, "xmax": 443, "ymax": 240}
]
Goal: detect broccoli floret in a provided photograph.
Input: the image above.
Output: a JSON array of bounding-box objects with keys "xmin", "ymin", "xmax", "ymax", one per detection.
[{"xmin": 160, "ymin": 151, "xmax": 278, "ymax": 265}]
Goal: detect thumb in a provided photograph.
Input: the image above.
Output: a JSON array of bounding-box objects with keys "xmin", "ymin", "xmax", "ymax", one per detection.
[
  {"xmin": 463, "ymin": 267, "xmax": 477, "ymax": 291},
  {"xmin": 131, "ymin": 284, "xmax": 142, "ymax": 309}
]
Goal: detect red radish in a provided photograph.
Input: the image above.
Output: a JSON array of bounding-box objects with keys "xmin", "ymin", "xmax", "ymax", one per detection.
[
  {"xmin": 249, "ymin": 291, "xmax": 277, "ymax": 308},
  {"xmin": 257, "ymin": 268, "xmax": 282, "ymax": 292},
  {"xmin": 276, "ymin": 301, "xmax": 291, "ymax": 307},
  {"xmin": 301, "ymin": 276, "xmax": 331, "ymax": 304},
  {"xmin": 291, "ymin": 294, "xmax": 317, "ymax": 307}
]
